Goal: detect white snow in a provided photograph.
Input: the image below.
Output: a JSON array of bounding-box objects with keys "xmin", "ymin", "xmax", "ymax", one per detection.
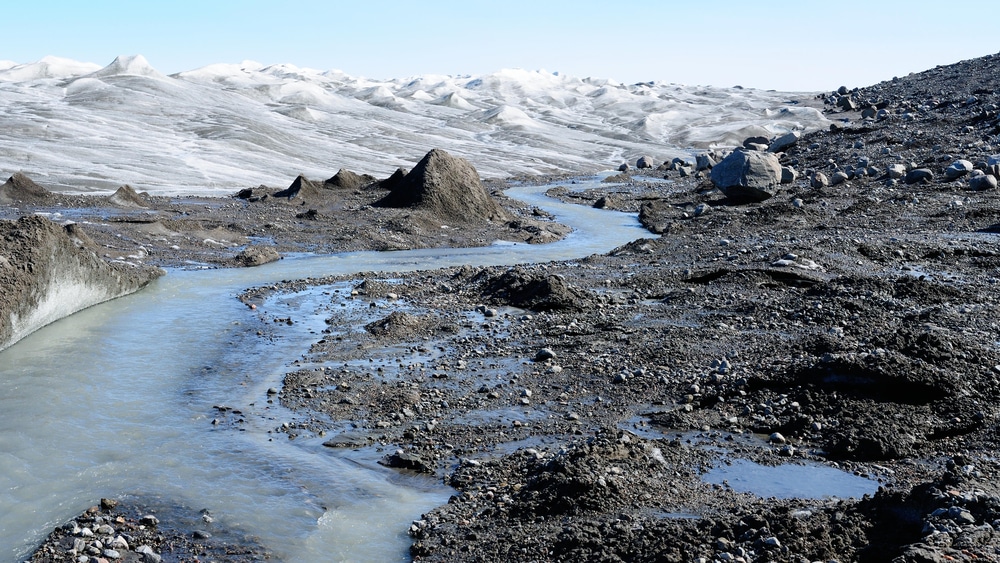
[{"xmin": 0, "ymin": 55, "xmax": 832, "ymax": 196}]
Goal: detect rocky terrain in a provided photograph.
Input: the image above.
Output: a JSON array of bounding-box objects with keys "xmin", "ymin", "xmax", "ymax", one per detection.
[{"xmin": 19, "ymin": 52, "xmax": 1000, "ymax": 562}]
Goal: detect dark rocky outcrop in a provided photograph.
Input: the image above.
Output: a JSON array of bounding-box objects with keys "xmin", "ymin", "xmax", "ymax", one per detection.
[
  {"xmin": 0, "ymin": 216, "xmax": 164, "ymax": 351},
  {"xmin": 375, "ymin": 149, "xmax": 508, "ymax": 223}
]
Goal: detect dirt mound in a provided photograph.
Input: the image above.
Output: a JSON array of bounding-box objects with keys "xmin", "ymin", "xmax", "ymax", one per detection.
[
  {"xmin": 479, "ymin": 267, "xmax": 592, "ymax": 311},
  {"xmin": 0, "ymin": 173, "xmax": 52, "ymax": 203},
  {"xmin": 375, "ymin": 149, "xmax": 508, "ymax": 223},
  {"xmin": 365, "ymin": 311, "xmax": 423, "ymax": 337},
  {"xmin": 0, "ymin": 215, "xmax": 163, "ymax": 351},
  {"xmin": 107, "ymin": 184, "xmax": 150, "ymax": 208},
  {"xmin": 273, "ymin": 175, "xmax": 323, "ymax": 201},
  {"xmin": 324, "ymin": 168, "xmax": 375, "ymax": 190},
  {"xmin": 376, "ymin": 168, "xmax": 408, "ymax": 191}
]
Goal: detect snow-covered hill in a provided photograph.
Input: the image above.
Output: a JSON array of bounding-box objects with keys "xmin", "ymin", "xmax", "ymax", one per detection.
[{"xmin": 0, "ymin": 55, "xmax": 830, "ymax": 196}]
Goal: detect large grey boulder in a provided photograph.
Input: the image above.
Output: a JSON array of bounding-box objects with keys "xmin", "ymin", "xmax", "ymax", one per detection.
[
  {"xmin": 709, "ymin": 149, "xmax": 783, "ymax": 202},
  {"xmin": 0, "ymin": 216, "xmax": 164, "ymax": 351},
  {"xmin": 768, "ymin": 131, "xmax": 801, "ymax": 153}
]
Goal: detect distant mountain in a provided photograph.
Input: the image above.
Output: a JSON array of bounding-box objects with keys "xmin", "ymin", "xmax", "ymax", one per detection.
[{"xmin": 0, "ymin": 56, "xmax": 829, "ymax": 195}]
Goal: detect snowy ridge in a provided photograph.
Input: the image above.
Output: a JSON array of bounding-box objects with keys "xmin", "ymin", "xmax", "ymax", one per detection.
[{"xmin": 0, "ymin": 56, "xmax": 831, "ymax": 196}]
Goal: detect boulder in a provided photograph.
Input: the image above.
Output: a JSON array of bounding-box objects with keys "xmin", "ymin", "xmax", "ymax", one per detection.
[
  {"xmin": 618, "ymin": 162, "xmax": 630, "ymax": 172},
  {"xmin": 944, "ymin": 160, "xmax": 974, "ymax": 181},
  {"xmin": 904, "ymin": 168, "xmax": 934, "ymax": 185},
  {"xmin": 768, "ymin": 131, "xmax": 801, "ymax": 153},
  {"xmin": 886, "ymin": 164, "xmax": 908, "ymax": 179},
  {"xmin": 636, "ymin": 156, "xmax": 655, "ymax": 169},
  {"xmin": 695, "ymin": 153, "xmax": 716, "ymax": 171},
  {"xmin": 374, "ymin": 149, "xmax": 508, "ymax": 223},
  {"xmin": 0, "ymin": 216, "xmax": 163, "ymax": 351},
  {"xmin": 709, "ymin": 149, "xmax": 783, "ymax": 202},
  {"xmin": 780, "ymin": 166, "xmax": 798, "ymax": 184},
  {"xmin": 235, "ymin": 245, "xmax": 280, "ymax": 267},
  {"xmin": 810, "ymin": 172, "xmax": 829, "ymax": 188},
  {"xmin": 969, "ymin": 172, "xmax": 998, "ymax": 191}
]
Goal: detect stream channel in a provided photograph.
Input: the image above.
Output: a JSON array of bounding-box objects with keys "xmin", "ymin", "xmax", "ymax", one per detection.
[{"xmin": 0, "ymin": 177, "xmax": 652, "ymax": 561}]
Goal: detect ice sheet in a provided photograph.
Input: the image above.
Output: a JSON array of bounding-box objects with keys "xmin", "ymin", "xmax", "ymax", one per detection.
[{"xmin": 0, "ymin": 55, "xmax": 831, "ymax": 196}]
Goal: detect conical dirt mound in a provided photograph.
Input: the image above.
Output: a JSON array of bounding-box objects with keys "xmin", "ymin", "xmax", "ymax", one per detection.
[
  {"xmin": 375, "ymin": 149, "xmax": 507, "ymax": 223},
  {"xmin": 0, "ymin": 173, "xmax": 52, "ymax": 203}
]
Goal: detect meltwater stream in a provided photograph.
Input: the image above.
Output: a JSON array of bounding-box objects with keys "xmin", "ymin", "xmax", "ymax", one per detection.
[{"xmin": 0, "ymin": 179, "xmax": 650, "ymax": 561}]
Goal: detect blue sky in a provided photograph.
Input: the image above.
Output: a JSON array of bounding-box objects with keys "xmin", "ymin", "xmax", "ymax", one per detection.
[{"xmin": 4, "ymin": 0, "xmax": 997, "ymax": 91}]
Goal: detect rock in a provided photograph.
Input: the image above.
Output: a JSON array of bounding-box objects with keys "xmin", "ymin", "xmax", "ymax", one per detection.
[
  {"xmin": 234, "ymin": 245, "xmax": 280, "ymax": 267},
  {"xmin": 837, "ymin": 96, "xmax": 857, "ymax": 111},
  {"xmin": 944, "ymin": 160, "xmax": 974, "ymax": 180},
  {"xmin": 768, "ymin": 131, "xmax": 801, "ymax": 153},
  {"xmin": 695, "ymin": 153, "xmax": 716, "ymax": 171},
  {"xmin": 742, "ymin": 136, "xmax": 769, "ymax": 149},
  {"xmin": 379, "ymin": 449, "xmax": 433, "ymax": 473},
  {"xmin": 593, "ymin": 196, "xmax": 609, "ymax": 209},
  {"xmin": 905, "ymin": 168, "xmax": 934, "ymax": 185},
  {"xmin": 709, "ymin": 149, "xmax": 783, "ymax": 202},
  {"xmin": 375, "ymin": 149, "xmax": 508, "ymax": 223},
  {"xmin": 0, "ymin": 172, "xmax": 52, "ymax": 203},
  {"xmin": 810, "ymin": 172, "xmax": 829, "ymax": 188},
  {"xmin": 886, "ymin": 164, "xmax": 907, "ymax": 178},
  {"xmin": 618, "ymin": 162, "xmax": 630, "ymax": 172},
  {"xmin": 234, "ymin": 187, "xmax": 255, "ymax": 200},
  {"xmin": 780, "ymin": 166, "xmax": 797, "ymax": 184},
  {"xmin": 636, "ymin": 156, "xmax": 654, "ymax": 169},
  {"xmin": 969, "ymin": 172, "xmax": 998, "ymax": 191},
  {"xmin": 830, "ymin": 170, "xmax": 850, "ymax": 186},
  {"xmin": 534, "ymin": 348, "xmax": 556, "ymax": 362},
  {"xmin": 0, "ymin": 216, "xmax": 164, "ymax": 352}
]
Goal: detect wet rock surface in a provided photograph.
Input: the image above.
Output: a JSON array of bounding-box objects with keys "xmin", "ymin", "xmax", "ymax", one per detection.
[{"xmin": 28, "ymin": 496, "xmax": 271, "ymax": 562}]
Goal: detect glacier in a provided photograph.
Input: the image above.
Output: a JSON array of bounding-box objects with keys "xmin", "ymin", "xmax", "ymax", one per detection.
[{"xmin": 0, "ymin": 55, "xmax": 831, "ymax": 196}]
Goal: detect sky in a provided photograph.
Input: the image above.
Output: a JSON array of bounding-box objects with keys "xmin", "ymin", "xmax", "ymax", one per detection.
[{"xmin": 3, "ymin": 0, "xmax": 997, "ymax": 91}]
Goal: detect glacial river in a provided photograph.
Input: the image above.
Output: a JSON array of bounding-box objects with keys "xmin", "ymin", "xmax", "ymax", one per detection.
[{"xmin": 0, "ymin": 178, "xmax": 650, "ymax": 561}]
